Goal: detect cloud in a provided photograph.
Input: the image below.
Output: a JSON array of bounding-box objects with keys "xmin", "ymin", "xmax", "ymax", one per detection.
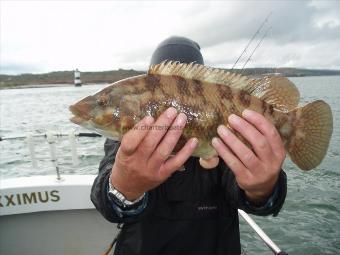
[
  {"xmin": 0, "ymin": 62, "xmax": 41, "ymax": 75},
  {"xmin": 182, "ymin": 1, "xmax": 340, "ymax": 45},
  {"xmin": 1, "ymin": 1, "xmax": 339, "ymax": 74}
]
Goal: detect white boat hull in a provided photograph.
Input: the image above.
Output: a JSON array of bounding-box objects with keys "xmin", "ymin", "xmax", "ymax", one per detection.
[{"xmin": 0, "ymin": 175, "xmax": 118, "ymax": 255}]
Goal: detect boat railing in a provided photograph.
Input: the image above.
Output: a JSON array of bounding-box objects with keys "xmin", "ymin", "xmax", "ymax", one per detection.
[
  {"xmin": 1, "ymin": 131, "xmax": 102, "ymax": 178},
  {"xmin": 0, "ymin": 131, "xmax": 287, "ymax": 255}
]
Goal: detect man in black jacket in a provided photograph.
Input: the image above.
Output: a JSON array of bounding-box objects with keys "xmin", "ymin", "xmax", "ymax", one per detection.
[{"xmin": 91, "ymin": 36, "xmax": 287, "ymax": 255}]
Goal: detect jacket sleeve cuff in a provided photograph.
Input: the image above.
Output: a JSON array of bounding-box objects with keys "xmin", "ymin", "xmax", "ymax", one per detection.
[
  {"xmin": 239, "ymin": 170, "xmax": 287, "ymax": 217},
  {"xmin": 106, "ymin": 179, "xmax": 148, "ymax": 218},
  {"xmin": 242, "ymin": 181, "xmax": 279, "ymax": 212}
]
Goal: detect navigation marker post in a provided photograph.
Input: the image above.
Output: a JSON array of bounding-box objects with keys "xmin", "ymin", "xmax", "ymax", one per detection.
[{"xmin": 74, "ymin": 69, "xmax": 82, "ymax": 87}]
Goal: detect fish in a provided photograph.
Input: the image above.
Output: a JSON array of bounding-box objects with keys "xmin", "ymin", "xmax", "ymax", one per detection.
[{"xmin": 69, "ymin": 61, "xmax": 333, "ymax": 171}]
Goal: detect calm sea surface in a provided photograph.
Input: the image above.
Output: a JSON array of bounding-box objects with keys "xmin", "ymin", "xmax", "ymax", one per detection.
[{"xmin": 0, "ymin": 76, "xmax": 339, "ymax": 254}]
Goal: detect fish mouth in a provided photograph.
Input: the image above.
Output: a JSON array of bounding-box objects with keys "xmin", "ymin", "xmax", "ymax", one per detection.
[
  {"xmin": 69, "ymin": 104, "xmax": 92, "ymax": 125},
  {"xmin": 70, "ymin": 115, "xmax": 86, "ymax": 125},
  {"xmin": 69, "ymin": 95, "xmax": 97, "ymax": 125}
]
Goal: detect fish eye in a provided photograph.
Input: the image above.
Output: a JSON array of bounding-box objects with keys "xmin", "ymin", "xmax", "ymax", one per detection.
[
  {"xmin": 96, "ymin": 99, "xmax": 105, "ymax": 107},
  {"xmin": 96, "ymin": 96, "xmax": 108, "ymax": 107}
]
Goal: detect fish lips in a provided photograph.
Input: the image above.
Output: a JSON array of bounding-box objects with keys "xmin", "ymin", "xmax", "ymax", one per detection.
[{"xmin": 69, "ymin": 104, "xmax": 92, "ymax": 125}]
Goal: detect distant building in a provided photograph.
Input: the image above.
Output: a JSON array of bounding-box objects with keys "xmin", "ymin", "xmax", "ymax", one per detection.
[{"xmin": 74, "ymin": 69, "xmax": 82, "ymax": 87}]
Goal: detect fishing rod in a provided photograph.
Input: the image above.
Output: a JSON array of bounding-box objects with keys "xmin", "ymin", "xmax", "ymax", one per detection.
[
  {"xmin": 238, "ymin": 209, "xmax": 288, "ymax": 255},
  {"xmin": 241, "ymin": 26, "xmax": 272, "ymax": 72},
  {"xmin": 0, "ymin": 132, "xmax": 102, "ymax": 141},
  {"xmin": 231, "ymin": 11, "xmax": 272, "ymax": 71}
]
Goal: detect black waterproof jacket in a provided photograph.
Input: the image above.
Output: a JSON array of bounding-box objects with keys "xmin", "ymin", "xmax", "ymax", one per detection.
[{"xmin": 91, "ymin": 139, "xmax": 287, "ymax": 255}]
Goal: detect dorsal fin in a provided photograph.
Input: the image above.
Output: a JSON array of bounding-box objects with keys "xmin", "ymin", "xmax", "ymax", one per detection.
[
  {"xmin": 148, "ymin": 61, "xmax": 250, "ymax": 88},
  {"xmin": 148, "ymin": 61, "xmax": 300, "ymax": 111},
  {"xmin": 245, "ymin": 76, "xmax": 300, "ymax": 112}
]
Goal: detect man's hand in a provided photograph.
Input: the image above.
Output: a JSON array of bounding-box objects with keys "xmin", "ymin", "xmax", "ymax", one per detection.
[
  {"xmin": 110, "ymin": 107, "xmax": 198, "ymax": 201},
  {"xmin": 212, "ymin": 109, "xmax": 285, "ymax": 203}
]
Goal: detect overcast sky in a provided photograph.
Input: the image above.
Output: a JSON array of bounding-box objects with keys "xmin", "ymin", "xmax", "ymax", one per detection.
[{"xmin": 1, "ymin": 0, "xmax": 340, "ymax": 74}]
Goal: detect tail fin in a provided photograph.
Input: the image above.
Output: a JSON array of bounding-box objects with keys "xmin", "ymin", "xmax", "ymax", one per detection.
[{"xmin": 288, "ymin": 100, "xmax": 333, "ymax": 170}]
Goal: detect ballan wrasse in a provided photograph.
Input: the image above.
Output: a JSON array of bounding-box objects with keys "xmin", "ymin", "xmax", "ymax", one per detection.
[{"xmin": 69, "ymin": 61, "xmax": 333, "ymax": 170}]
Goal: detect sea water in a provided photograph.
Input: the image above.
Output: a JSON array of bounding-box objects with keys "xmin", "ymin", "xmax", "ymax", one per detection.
[{"xmin": 0, "ymin": 76, "xmax": 339, "ymax": 254}]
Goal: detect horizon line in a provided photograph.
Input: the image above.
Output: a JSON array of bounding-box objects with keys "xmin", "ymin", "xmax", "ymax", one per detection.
[{"xmin": 1, "ymin": 66, "xmax": 340, "ymax": 76}]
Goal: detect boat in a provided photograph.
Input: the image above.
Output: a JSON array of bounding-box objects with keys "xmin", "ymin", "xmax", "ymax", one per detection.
[
  {"xmin": 0, "ymin": 132, "xmax": 117, "ymax": 255},
  {"xmin": 0, "ymin": 174, "xmax": 118, "ymax": 255},
  {"xmin": 0, "ymin": 132, "xmax": 287, "ymax": 255}
]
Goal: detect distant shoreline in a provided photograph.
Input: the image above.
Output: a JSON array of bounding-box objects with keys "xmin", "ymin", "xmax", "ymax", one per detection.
[
  {"xmin": 1, "ymin": 67, "xmax": 340, "ymax": 90},
  {"xmin": 0, "ymin": 69, "xmax": 144, "ymax": 90},
  {"xmin": 0, "ymin": 83, "xmax": 109, "ymax": 90}
]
